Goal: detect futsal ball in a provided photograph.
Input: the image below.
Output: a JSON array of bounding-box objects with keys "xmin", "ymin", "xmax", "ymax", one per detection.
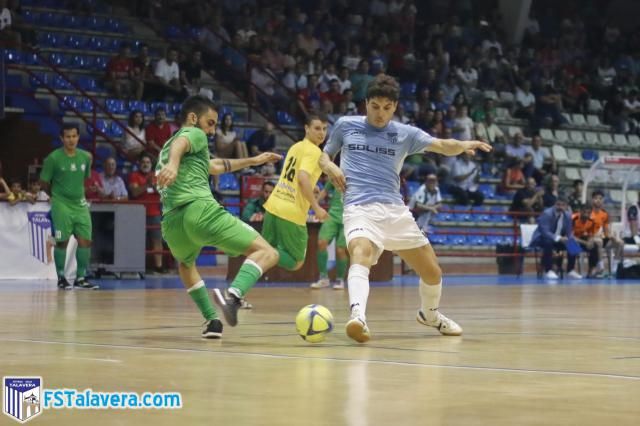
[{"xmin": 295, "ymin": 304, "xmax": 334, "ymax": 343}]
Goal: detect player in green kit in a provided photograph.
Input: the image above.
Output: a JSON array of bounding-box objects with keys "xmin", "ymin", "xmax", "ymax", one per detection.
[
  {"xmin": 156, "ymin": 96, "xmax": 281, "ymax": 338},
  {"xmin": 310, "ymin": 179, "xmax": 348, "ymax": 289},
  {"xmin": 40, "ymin": 124, "xmax": 99, "ymax": 290}
]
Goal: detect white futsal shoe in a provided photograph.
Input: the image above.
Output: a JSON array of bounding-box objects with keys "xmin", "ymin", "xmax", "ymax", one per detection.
[
  {"xmin": 545, "ymin": 270, "xmax": 560, "ymax": 280},
  {"xmin": 332, "ymin": 278, "xmax": 345, "ymax": 290},
  {"xmin": 417, "ymin": 309, "xmax": 463, "ymax": 336},
  {"xmin": 310, "ymin": 278, "xmax": 330, "ymax": 289},
  {"xmin": 345, "ymin": 307, "xmax": 370, "ymax": 343}
]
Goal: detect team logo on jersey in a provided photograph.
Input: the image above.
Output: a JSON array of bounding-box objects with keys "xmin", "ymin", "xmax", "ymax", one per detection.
[
  {"xmin": 347, "ymin": 144, "xmax": 396, "ymax": 156},
  {"xmin": 27, "ymin": 212, "xmax": 53, "ymax": 264},
  {"xmin": 3, "ymin": 377, "xmax": 43, "ymax": 423},
  {"xmin": 81, "ymin": 164, "xmax": 86, "ymax": 171},
  {"xmin": 70, "ymin": 163, "xmax": 77, "ymax": 171},
  {"xmin": 387, "ymin": 132, "xmax": 399, "ymax": 143}
]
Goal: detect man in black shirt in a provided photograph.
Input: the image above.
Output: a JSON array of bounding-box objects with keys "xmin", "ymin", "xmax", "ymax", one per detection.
[
  {"xmin": 247, "ymin": 122, "xmax": 276, "ymax": 156},
  {"xmin": 511, "ymin": 177, "xmax": 544, "ymax": 223}
]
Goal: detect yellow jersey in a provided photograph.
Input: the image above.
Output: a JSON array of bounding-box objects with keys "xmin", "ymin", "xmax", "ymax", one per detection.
[{"xmin": 264, "ymin": 139, "xmax": 322, "ymax": 225}]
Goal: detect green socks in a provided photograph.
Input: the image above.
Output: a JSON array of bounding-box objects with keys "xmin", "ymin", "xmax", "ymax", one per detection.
[
  {"xmin": 75, "ymin": 247, "xmax": 91, "ymax": 279},
  {"xmin": 188, "ymin": 281, "xmax": 217, "ymax": 321},
  {"xmin": 336, "ymin": 258, "xmax": 348, "ymax": 280},
  {"xmin": 317, "ymin": 249, "xmax": 328, "ymax": 278},
  {"xmin": 276, "ymin": 248, "xmax": 298, "ymax": 271},
  {"xmin": 230, "ymin": 260, "xmax": 263, "ymax": 297},
  {"xmin": 54, "ymin": 247, "xmax": 66, "ymax": 278}
]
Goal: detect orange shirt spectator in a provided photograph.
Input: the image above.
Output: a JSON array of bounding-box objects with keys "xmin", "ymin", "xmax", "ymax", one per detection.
[
  {"xmin": 572, "ymin": 213, "xmax": 597, "ymax": 239},
  {"xmin": 590, "ymin": 208, "xmax": 610, "ymax": 237}
]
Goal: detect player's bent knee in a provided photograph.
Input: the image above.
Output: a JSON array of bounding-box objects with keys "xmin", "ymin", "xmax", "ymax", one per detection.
[{"xmin": 291, "ymin": 260, "xmax": 305, "ymax": 271}]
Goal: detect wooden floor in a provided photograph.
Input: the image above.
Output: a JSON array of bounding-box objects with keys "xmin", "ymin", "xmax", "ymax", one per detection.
[{"xmin": 1, "ymin": 278, "xmax": 639, "ymax": 426}]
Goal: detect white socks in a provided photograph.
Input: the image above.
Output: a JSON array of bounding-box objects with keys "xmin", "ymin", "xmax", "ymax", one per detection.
[
  {"xmin": 187, "ymin": 280, "xmax": 205, "ymax": 293},
  {"xmin": 419, "ymin": 279, "xmax": 442, "ymax": 322},
  {"xmin": 348, "ymin": 264, "xmax": 370, "ymax": 320}
]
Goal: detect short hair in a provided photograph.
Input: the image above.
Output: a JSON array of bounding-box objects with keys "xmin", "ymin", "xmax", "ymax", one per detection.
[
  {"xmin": 262, "ymin": 181, "xmax": 275, "ymax": 189},
  {"xmin": 556, "ymin": 195, "xmax": 569, "ymax": 204},
  {"xmin": 178, "ymin": 95, "xmax": 217, "ymax": 123},
  {"xmin": 60, "ymin": 123, "xmax": 79, "ymax": 136},
  {"xmin": 366, "ymin": 74, "xmax": 400, "ymax": 102},
  {"xmin": 592, "ymin": 190, "xmax": 605, "ymax": 198},
  {"xmin": 573, "ymin": 179, "xmax": 584, "ymax": 187},
  {"xmin": 139, "ymin": 152, "xmax": 153, "ymax": 163},
  {"xmin": 304, "ymin": 113, "xmax": 328, "ymax": 126}
]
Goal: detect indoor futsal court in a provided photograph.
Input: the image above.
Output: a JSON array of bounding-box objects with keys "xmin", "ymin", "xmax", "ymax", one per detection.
[{"xmin": 1, "ymin": 274, "xmax": 639, "ymax": 425}]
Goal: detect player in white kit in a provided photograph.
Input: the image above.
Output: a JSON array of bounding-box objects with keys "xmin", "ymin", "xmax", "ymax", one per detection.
[{"xmin": 319, "ymin": 74, "xmax": 491, "ymax": 342}]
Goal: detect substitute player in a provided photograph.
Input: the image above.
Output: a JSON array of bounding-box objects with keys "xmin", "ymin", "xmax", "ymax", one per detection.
[
  {"xmin": 40, "ymin": 124, "xmax": 99, "ymax": 290},
  {"xmin": 320, "ymin": 74, "xmax": 491, "ymax": 342},
  {"xmin": 261, "ymin": 114, "xmax": 329, "ymax": 272},
  {"xmin": 310, "ymin": 179, "xmax": 347, "ymax": 289},
  {"xmin": 156, "ymin": 96, "xmax": 281, "ymax": 338}
]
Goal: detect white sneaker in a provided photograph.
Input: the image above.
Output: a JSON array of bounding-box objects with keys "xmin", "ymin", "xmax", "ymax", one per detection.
[
  {"xmin": 332, "ymin": 278, "xmax": 345, "ymax": 290},
  {"xmin": 416, "ymin": 309, "xmax": 463, "ymax": 336},
  {"xmin": 310, "ymin": 278, "xmax": 330, "ymax": 289},
  {"xmin": 345, "ymin": 316, "xmax": 370, "ymax": 343},
  {"xmin": 545, "ymin": 270, "xmax": 559, "ymax": 280},
  {"xmin": 567, "ymin": 270, "xmax": 583, "ymax": 279}
]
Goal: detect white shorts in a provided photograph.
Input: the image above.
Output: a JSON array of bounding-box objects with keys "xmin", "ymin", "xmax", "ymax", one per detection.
[{"xmin": 343, "ymin": 203, "xmax": 430, "ymax": 264}]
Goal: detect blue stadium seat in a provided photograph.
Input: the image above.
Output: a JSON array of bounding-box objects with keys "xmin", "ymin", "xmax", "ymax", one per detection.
[
  {"xmin": 66, "ymin": 34, "xmax": 87, "ymax": 49},
  {"xmin": 63, "ymin": 15, "xmax": 85, "ymax": 29},
  {"xmin": 29, "ymin": 72, "xmax": 49, "ymax": 88},
  {"xmin": 218, "ymin": 174, "xmax": 239, "ymax": 191},
  {"xmin": 106, "ymin": 18, "xmax": 123, "ymax": 32},
  {"xmin": 218, "ymin": 105, "xmax": 233, "ymax": 119},
  {"xmin": 70, "ymin": 55, "xmax": 90, "ymax": 70},
  {"xmin": 93, "ymin": 56, "xmax": 109, "ymax": 71},
  {"xmin": 52, "ymin": 75, "xmax": 73, "ymax": 90},
  {"xmin": 453, "ymin": 206, "xmax": 471, "ymax": 222},
  {"xmin": 22, "ymin": 52, "xmax": 39, "ymax": 66},
  {"xmin": 86, "ymin": 120, "xmax": 109, "ymax": 137},
  {"xmin": 39, "ymin": 12, "xmax": 62, "ymax": 27},
  {"xmin": 78, "ymin": 97, "xmax": 95, "ymax": 113},
  {"xmin": 48, "ymin": 52, "xmax": 68, "ymax": 67},
  {"xmin": 105, "ymin": 99, "xmax": 126, "ymax": 114},
  {"xmin": 165, "ymin": 26, "xmax": 183, "ymax": 39},
  {"xmin": 76, "ymin": 76, "xmax": 97, "ymax": 92},
  {"xmin": 400, "ymin": 99, "xmax": 416, "ymax": 114},
  {"xmin": 223, "ymin": 197, "xmax": 241, "ymax": 216},
  {"xmin": 108, "ymin": 122, "xmax": 124, "ymax": 138},
  {"xmin": 127, "ymin": 100, "xmax": 148, "ymax": 114},
  {"xmin": 95, "ymin": 142, "xmax": 116, "ymax": 162},
  {"xmin": 469, "ymin": 235, "xmax": 486, "ymax": 245},
  {"xmin": 149, "ymin": 102, "xmax": 169, "ymax": 114},
  {"xmin": 3, "ymin": 49, "xmax": 21, "ymax": 63},
  {"xmin": 171, "ymin": 103, "xmax": 182, "ymax": 115},
  {"xmin": 582, "ymin": 149, "xmax": 599, "ymax": 162},
  {"xmin": 406, "ymin": 180, "xmax": 421, "ymax": 197},
  {"xmin": 242, "ymin": 128, "xmax": 258, "ymax": 141},
  {"xmin": 22, "ymin": 10, "xmax": 38, "ymax": 24},
  {"xmin": 276, "ymin": 110, "xmax": 296, "ymax": 125},
  {"xmin": 86, "ymin": 16, "xmax": 106, "ymax": 31},
  {"xmin": 59, "ymin": 96, "xmax": 78, "ymax": 111},
  {"xmin": 478, "ymin": 183, "xmax": 495, "ymax": 199}
]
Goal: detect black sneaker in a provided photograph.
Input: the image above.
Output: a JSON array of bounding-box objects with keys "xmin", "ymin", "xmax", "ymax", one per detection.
[
  {"xmin": 212, "ymin": 288, "xmax": 242, "ymax": 326},
  {"xmin": 202, "ymin": 319, "xmax": 223, "ymax": 339},
  {"xmin": 73, "ymin": 278, "xmax": 100, "ymax": 290},
  {"xmin": 57, "ymin": 277, "xmax": 72, "ymax": 290}
]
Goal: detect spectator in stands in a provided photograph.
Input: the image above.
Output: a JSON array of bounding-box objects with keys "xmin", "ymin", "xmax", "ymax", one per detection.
[
  {"xmin": 342, "ymin": 44, "xmax": 363, "ymax": 71},
  {"xmin": 563, "ymin": 75, "xmax": 590, "ymax": 114},
  {"xmin": 534, "ymin": 84, "xmax": 568, "ymax": 128},
  {"xmin": 223, "ymin": 33, "xmax": 248, "ymax": 77},
  {"xmin": 456, "ymin": 58, "xmax": 479, "ymax": 96},
  {"xmin": 474, "ymin": 112, "xmax": 505, "ymax": 162},
  {"xmin": 342, "ymin": 88, "xmax": 358, "ymax": 115},
  {"xmin": 84, "ymin": 169, "xmax": 104, "ymax": 202},
  {"xmin": 623, "ymin": 192, "xmax": 640, "ymax": 247},
  {"xmin": 199, "ymin": 14, "xmax": 230, "ymax": 57},
  {"xmin": 132, "ymin": 44, "xmax": 153, "ymax": 101},
  {"xmin": 452, "ymin": 105, "xmax": 474, "ymax": 140},
  {"xmin": 408, "ymin": 174, "xmax": 442, "ymax": 233},
  {"xmin": 296, "ymin": 23, "xmax": 320, "ymax": 57},
  {"xmin": 589, "ymin": 190, "xmax": 622, "ymax": 275},
  {"xmin": 247, "ymin": 122, "xmax": 276, "ymax": 156},
  {"xmin": 0, "ymin": 174, "xmax": 10, "ymax": 201},
  {"xmin": 530, "ymin": 196, "xmax": 574, "ymax": 280},
  {"xmin": 500, "ymin": 158, "xmax": 526, "ymax": 195},
  {"xmin": 129, "ymin": 153, "xmax": 164, "ymax": 273},
  {"xmin": 105, "ymin": 42, "xmax": 135, "ymax": 99},
  {"xmin": 241, "ymin": 181, "xmax": 274, "ymax": 223},
  {"xmin": 215, "ymin": 113, "xmax": 247, "ymax": 159},
  {"xmin": 350, "ymin": 60, "xmax": 374, "ymax": 103},
  {"xmin": 429, "ymin": 109, "xmax": 446, "ymax": 138},
  {"xmin": 510, "ymin": 177, "xmax": 544, "ymax": 224},
  {"xmin": 145, "ymin": 108, "xmax": 173, "ymax": 154},
  {"xmin": 26, "ymin": 180, "xmax": 49, "ymax": 202},
  {"xmin": 514, "ymin": 80, "xmax": 536, "ymax": 120},
  {"xmin": 123, "ymin": 110, "xmax": 146, "ymax": 160},
  {"xmin": 449, "ymin": 152, "xmax": 483, "ymax": 206},
  {"xmin": 99, "ymin": 157, "xmax": 128, "ymax": 200},
  {"xmin": 322, "ymin": 79, "xmax": 346, "ymax": 111},
  {"xmin": 441, "ymin": 74, "xmax": 460, "ymax": 105},
  {"xmin": 542, "ymin": 174, "xmax": 561, "ymax": 207},
  {"xmin": 567, "ymin": 179, "xmax": 584, "ymax": 212},
  {"xmin": 471, "ymin": 97, "xmax": 496, "ymax": 123},
  {"xmin": 153, "ymin": 46, "xmax": 182, "ymax": 100},
  {"xmin": 506, "ymin": 132, "xmax": 528, "ymax": 160},
  {"xmin": 570, "ymin": 204, "xmax": 599, "ymax": 278},
  {"xmin": 297, "ymin": 73, "xmax": 323, "ymax": 115},
  {"xmin": 6, "ymin": 178, "xmax": 26, "ymax": 205},
  {"xmin": 251, "ymin": 56, "xmax": 288, "ymax": 118},
  {"xmin": 528, "ymin": 134, "xmax": 555, "ymax": 183},
  {"xmin": 338, "ymin": 66, "xmax": 352, "ymax": 94},
  {"xmin": 0, "ymin": 0, "xmax": 21, "ymax": 45},
  {"xmin": 180, "ymin": 49, "xmax": 205, "ymax": 97},
  {"xmin": 603, "ymin": 89, "xmax": 629, "ymax": 134}
]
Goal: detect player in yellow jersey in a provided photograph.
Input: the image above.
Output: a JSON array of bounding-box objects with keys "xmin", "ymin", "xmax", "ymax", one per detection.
[{"xmin": 262, "ymin": 114, "xmax": 329, "ymax": 270}]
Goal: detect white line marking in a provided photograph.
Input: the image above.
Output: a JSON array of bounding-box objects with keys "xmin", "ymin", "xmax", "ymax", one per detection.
[
  {"xmin": 4, "ymin": 338, "xmax": 640, "ymax": 381},
  {"xmin": 64, "ymin": 356, "xmax": 122, "ymax": 363}
]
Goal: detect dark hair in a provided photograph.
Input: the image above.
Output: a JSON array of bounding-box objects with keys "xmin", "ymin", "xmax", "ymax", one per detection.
[
  {"xmin": 556, "ymin": 195, "xmax": 569, "ymax": 204},
  {"xmin": 304, "ymin": 113, "xmax": 328, "ymax": 125},
  {"xmin": 581, "ymin": 203, "xmax": 592, "ymax": 211},
  {"xmin": 262, "ymin": 181, "xmax": 275, "ymax": 189},
  {"xmin": 128, "ymin": 110, "xmax": 145, "ymax": 129},
  {"xmin": 139, "ymin": 152, "xmax": 153, "ymax": 163},
  {"xmin": 220, "ymin": 113, "xmax": 234, "ymax": 134},
  {"xmin": 573, "ymin": 179, "xmax": 583, "ymax": 187},
  {"xmin": 592, "ymin": 190, "xmax": 605, "ymax": 198},
  {"xmin": 154, "ymin": 107, "xmax": 166, "ymax": 115},
  {"xmin": 179, "ymin": 95, "xmax": 217, "ymax": 123},
  {"xmin": 60, "ymin": 123, "xmax": 79, "ymax": 136},
  {"xmin": 366, "ymin": 74, "xmax": 400, "ymax": 102}
]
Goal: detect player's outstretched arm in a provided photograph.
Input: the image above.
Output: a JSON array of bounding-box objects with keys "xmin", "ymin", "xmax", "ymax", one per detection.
[
  {"xmin": 319, "ymin": 152, "xmax": 346, "ymax": 192},
  {"xmin": 157, "ymin": 136, "xmax": 190, "ymax": 188},
  {"xmin": 426, "ymin": 139, "xmax": 492, "ymax": 157},
  {"xmin": 209, "ymin": 152, "xmax": 282, "ymax": 175}
]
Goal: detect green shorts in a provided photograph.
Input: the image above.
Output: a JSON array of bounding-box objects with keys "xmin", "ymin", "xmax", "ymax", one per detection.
[
  {"xmin": 50, "ymin": 200, "xmax": 92, "ymax": 242},
  {"xmin": 262, "ymin": 212, "xmax": 307, "ymax": 262},
  {"xmin": 162, "ymin": 199, "xmax": 259, "ymax": 266},
  {"xmin": 318, "ymin": 217, "xmax": 346, "ymax": 248}
]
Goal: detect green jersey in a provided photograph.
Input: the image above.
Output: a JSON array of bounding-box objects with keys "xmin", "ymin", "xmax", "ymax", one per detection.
[
  {"xmin": 40, "ymin": 148, "xmax": 91, "ymax": 206},
  {"xmin": 325, "ymin": 181, "xmax": 344, "ymax": 222},
  {"xmin": 157, "ymin": 126, "xmax": 214, "ymax": 215}
]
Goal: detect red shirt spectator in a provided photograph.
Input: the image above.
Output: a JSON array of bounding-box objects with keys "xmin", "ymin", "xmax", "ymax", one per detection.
[
  {"xmin": 145, "ymin": 109, "xmax": 173, "ymax": 153},
  {"xmin": 129, "ymin": 156, "xmax": 161, "ymax": 217},
  {"xmin": 107, "ymin": 56, "xmax": 134, "ymax": 79},
  {"xmin": 84, "ymin": 169, "xmax": 104, "ymax": 201}
]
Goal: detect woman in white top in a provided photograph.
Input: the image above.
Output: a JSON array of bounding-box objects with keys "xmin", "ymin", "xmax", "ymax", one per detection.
[
  {"xmin": 123, "ymin": 110, "xmax": 146, "ymax": 160},
  {"xmin": 215, "ymin": 113, "xmax": 248, "ymax": 159}
]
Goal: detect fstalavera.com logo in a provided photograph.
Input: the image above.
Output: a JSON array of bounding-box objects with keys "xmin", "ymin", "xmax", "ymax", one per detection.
[{"xmin": 3, "ymin": 377, "xmax": 43, "ymax": 423}]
